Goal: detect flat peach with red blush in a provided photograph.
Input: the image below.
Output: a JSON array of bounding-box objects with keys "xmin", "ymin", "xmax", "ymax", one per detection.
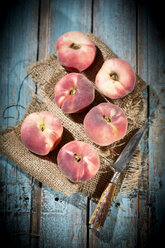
[{"xmin": 84, "ymin": 103, "xmax": 127, "ymax": 146}]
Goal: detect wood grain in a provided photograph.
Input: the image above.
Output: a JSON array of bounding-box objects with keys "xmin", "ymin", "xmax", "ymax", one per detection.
[
  {"xmin": 0, "ymin": 0, "xmax": 39, "ymax": 247},
  {"xmin": 90, "ymin": 1, "xmax": 138, "ymax": 247},
  {"xmin": 36, "ymin": 0, "xmax": 92, "ymax": 247},
  {"xmin": 137, "ymin": 3, "xmax": 149, "ymax": 247},
  {"xmin": 143, "ymin": 2, "xmax": 165, "ymax": 246},
  {"xmin": 137, "ymin": 2, "xmax": 165, "ymax": 246},
  {"xmin": 0, "ymin": 0, "xmax": 164, "ymax": 247}
]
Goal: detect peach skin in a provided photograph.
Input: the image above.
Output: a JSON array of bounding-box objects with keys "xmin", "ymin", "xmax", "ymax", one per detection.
[
  {"xmin": 54, "ymin": 73, "xmax": 95, "ymax": 113},
  {"xmin": 57, "ymin": 141, "xmax": 100, "ymax": 182},
  {"xmin": 56, "ymin": 31, "xmax": 96, "ymax": 72},
  {"xmin": 95, "ymin": 58, "xmax": 136, "ymax": 99},
  {"xmin": 21, "ymin": 111, "xmax": 63, "ymax": 155},
  {"xmin": 84, "ymin": 103, "xmax": 127, "ymax": 146}
]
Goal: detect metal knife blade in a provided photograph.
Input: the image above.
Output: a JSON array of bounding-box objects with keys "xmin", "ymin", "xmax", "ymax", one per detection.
[{"xmin": 110, "ymin": 124, "xmax": 146, "ymax": 173}]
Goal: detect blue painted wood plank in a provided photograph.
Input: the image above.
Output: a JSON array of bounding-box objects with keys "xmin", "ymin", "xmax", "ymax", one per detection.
[
  {"xmin": 36, "ymin": 0, "xmax": 92, "ymax": 247},
  {"xmin": 48, "ymin": 0, "xmax": 92, "ymax": 55},
  {"xmin": 137, "ymin": 2, "xmax": 165, "ymax": 246},
  {"xmin": 0, "ymin": 0, "xmax": 39, "ymax": 247},
  {"xmin": 39, "ymin": 187, "xmax": 87, "ymax": 247},
  {"xmin": 90, "ymin": 0, "xmax": 139, "ymax": 247},
  {"xmin": 144, "ymin": 2, "xmax": 165, "ymax": 245},
  {"xmin": 137, "ymin": 3, "xmax": 149, "ymax": 247}
]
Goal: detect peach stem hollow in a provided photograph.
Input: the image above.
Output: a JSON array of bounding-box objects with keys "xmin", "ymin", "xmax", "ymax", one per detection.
[
  {"xmin": 39, "ymin": 122, "xmax": 46, "ymax": 132},
  {"xmin": 69, "ymin": 88, "xmax": 77, "ymax": 95},
  {"xmin": 70, "ymin": 43, "xmax": 81, "ymax": 50},
  {"xmin": 103, "ymin": 115, "xmax": 111, "ymax": 123},
  {"xmin": 109, "ymin": 72, "xmax": 118, "ymax": 81},
  {"xmin": 74, "ymin": 154, "xmax": 81, "ymax": 162}
]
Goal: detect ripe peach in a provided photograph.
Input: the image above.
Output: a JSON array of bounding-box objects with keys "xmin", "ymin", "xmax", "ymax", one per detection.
[
  {"xmin": 21, "ymin": 111, "xmax": 63, "ymax": 155},
  {"xmin": 57, "ymin": 141, "xmax": 100, "ymax": 182},
  {"xmin": 56, "ymin": 31, "xmax": 96, "ymax": 72},
  {"xmin": 95, "ymin": 58, "xmax": 136, "ymax": 99},
  {"xmin": 54, "ymin": 73, "xmax": 95, "ymax": 113},
  {"xmin": 84, "ymin": 103, "xmax": 127, "ymax": 146}
]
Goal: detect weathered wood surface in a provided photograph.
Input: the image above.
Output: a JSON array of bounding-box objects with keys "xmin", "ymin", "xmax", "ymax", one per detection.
[
  {"xmin": 0, "ymin": 1, "xmax": 39, "ymax": 247},
  {"xmin": 90, "ymin": 1, "xmax": 140, "ymax": 247},
  {"xmin": 0, "ymin": 0, "xmax": 164, "ymax": 247},
  {"xmin": 37, "ymin": 1, "xmax": 92, "ymax": 247}
]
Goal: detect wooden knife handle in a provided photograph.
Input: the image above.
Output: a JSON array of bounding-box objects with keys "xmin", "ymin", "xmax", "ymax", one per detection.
[
  {"xmin": 89, "ymin": 182, "xmax": 116, "ymax": 231},
  {"xmin": 89, "ymin": 171, "xmax": 120, "ymax": 231}
]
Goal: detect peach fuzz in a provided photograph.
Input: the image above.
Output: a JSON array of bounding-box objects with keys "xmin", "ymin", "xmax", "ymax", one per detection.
[
  {"xmin": 57, "ymin": 141, "xmax": 100, "ymax": 182},
  {"xmin": 21, "ymin": 111, "xmax": 63, "ymax": 156},
  {"xmin": 95, "ymin": 58, "xmax": 136, "ymax": 99},
  {"xmin": 84, "ymin": 103, "xmax": 127, "ymax": 146},
  {"xmin": 54, "ymin": 73, "xmax": 95, "ymax": 114},
  {"xmin": 56, "ymin": 31, "xmax": 96, "ymax": 72}
]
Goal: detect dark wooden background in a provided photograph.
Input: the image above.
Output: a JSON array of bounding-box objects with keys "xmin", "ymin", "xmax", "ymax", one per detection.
[{"xmin": 0, "ymin": 0, "xmax": 165, "ymax": 247}]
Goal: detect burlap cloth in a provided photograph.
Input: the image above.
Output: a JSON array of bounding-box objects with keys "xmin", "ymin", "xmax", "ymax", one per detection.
[{"xmin": 0, "ymin": 33, "xmax": 147, "ymax": 201}]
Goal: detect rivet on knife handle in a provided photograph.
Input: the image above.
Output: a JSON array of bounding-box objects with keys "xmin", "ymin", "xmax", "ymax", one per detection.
[{"xmin": 89, "ymin": 171, "xmax": 120, "ymax": 231}]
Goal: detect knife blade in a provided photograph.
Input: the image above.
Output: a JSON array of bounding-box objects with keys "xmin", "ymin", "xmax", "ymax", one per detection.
[
  {"xmin": 111, "ymin": 124, "xmax": 146, "ymax": 172},
  {"xmin": 89, "ymin": 124, "xmax": 147, "ymax": 231}
]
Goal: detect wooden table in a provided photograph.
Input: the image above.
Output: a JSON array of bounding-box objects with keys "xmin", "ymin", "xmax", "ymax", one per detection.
[{"xmin": 0, "ymin": 1, "xmax": 165, "ymax": 247}]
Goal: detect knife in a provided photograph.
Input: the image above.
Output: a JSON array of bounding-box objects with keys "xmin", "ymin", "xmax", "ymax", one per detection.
[{"xmin": 89, "ymin": 124, "xmax": 146, "ymax": 231}]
